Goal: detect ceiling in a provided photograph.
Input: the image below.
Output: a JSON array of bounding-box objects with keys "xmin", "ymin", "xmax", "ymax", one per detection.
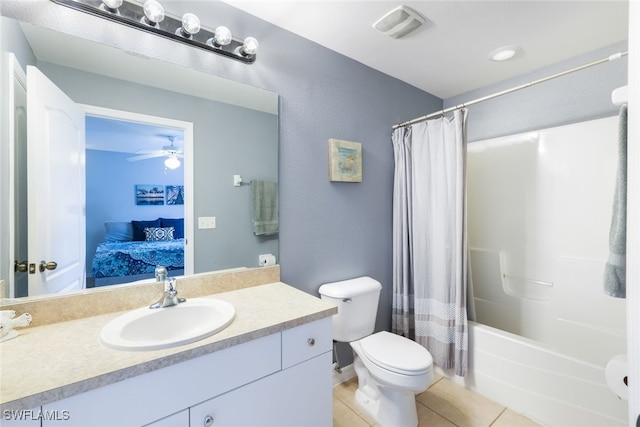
[
  {"xmin": 85, "ymin": 116, "xmax": 183, "ymax": 155},
  {"xmin": 222, "ymin": 0, "xmax": 629, "ymax": 99}
]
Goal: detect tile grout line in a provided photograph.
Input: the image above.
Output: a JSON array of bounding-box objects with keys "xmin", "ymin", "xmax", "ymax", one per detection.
[
  {"xmin": 332, "ymin": 380, "xmax": 376, "ymax": 427},
  {"xmin": 335, "ymin": 397, "xmax": 374, "ymax": 427},
  {"xmin": 488, "ymin": 407, "xmax": 508, "ymax": 427}
]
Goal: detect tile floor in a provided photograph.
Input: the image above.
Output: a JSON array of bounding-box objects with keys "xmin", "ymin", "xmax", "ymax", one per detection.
[{"xmin": 333, "ymin": 375, "xmax": 543, "ymax": 427}]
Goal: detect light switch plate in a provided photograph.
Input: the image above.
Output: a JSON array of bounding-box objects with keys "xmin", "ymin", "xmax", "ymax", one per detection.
[{"xmin": 198, "ymin": 216, "xmax": 216, "ymax": 229}]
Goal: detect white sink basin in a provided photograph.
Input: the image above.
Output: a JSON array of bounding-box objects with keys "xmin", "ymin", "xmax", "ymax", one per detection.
[{"xmin": 100, "ymin": 298, "xmax": 235, "ymax": 351}]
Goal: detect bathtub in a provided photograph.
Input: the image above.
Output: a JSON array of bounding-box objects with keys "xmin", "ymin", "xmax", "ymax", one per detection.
[{"xmin": 439, "ymin": 321, "xmax": 628, "ymax": 426}]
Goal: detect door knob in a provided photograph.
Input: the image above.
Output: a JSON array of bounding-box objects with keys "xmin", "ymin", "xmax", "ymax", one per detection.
[
  {"xmin": 14, "ymin": 261, "xmax": 28, "ymax": 273},
  {"xmin": 39, "ymin": 261, "xmax": 58, "ymax": 272}
]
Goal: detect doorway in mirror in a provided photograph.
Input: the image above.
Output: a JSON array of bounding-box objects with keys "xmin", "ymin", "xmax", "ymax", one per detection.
[{"xmin": 82, "ymin": 106, "xmax": 194, "ymax": 290}]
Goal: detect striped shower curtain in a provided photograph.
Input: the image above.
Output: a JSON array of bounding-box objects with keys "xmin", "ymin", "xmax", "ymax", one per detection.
[{"xmin": 391, "ymin": 109, "xmax": 469, "ymax": 377}]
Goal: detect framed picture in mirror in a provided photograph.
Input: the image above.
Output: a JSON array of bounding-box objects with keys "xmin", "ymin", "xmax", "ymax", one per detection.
[{"xmin": 135, "ymin": 185, "xmax": 165, "ymax": 205}]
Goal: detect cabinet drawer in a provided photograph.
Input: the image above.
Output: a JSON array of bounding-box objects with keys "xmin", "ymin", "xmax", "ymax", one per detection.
[
  {"xmin": 190, "ymin": 351, "xmax": 333, "ymax": 427},
  {"xmin": 282, "ymin": 317, "xmax": 332, "ymax": 369},
  {"xmin": 143, "ymin": 410, "xmax": 188, "ymax": 426}
]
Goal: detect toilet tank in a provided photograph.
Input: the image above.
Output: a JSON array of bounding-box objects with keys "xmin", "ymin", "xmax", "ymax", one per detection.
[{"xmin": 318, "ymin": 276, "xmax": 382, "ymax": 342}]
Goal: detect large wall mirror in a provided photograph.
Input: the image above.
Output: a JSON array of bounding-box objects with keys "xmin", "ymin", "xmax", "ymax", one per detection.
[{"xmin": 0, "ymin": 11, "xmax": 279, "ymax": 300}]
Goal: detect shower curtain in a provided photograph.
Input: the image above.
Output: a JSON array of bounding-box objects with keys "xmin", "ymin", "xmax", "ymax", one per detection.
[{"xmin": 391, "ymin": 109, "xmax": 469, "ymax": 376}]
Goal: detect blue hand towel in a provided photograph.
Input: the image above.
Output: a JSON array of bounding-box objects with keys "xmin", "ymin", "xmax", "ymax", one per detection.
[{"xmin": 603, "ymin": 105, "xmax": 627, "ymax": 298}]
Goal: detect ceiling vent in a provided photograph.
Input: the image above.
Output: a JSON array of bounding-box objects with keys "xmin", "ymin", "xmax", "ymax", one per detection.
[{"xmin": 373, "ymin": 5, "xmax": 425, "ymax": 39}]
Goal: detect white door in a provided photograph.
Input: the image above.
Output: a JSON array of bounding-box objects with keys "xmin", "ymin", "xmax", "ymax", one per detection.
[{"xmin": 27, "ymin": 66, "xmax": 85, "ymax": 295}]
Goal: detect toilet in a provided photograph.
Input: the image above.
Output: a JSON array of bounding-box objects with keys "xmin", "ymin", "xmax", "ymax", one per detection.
[{"xmin": 319, "ymin": 276, "xmax": 433, "ymax": 427}]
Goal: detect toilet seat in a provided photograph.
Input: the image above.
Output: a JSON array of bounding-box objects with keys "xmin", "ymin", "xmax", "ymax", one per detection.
[{"xmin": 359, "ymin": 331, "xmax": 433, "ymax": 376}]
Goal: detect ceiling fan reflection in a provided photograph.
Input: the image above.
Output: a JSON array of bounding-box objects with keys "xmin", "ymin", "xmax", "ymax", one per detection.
[{"xmin": 127, "ymin": 136, "xmax": 184, "ymax": 169}]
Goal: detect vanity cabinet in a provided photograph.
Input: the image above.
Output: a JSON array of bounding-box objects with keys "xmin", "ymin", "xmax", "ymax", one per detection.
[
  {"xmin": 190, "ymin": 351, "xmax": 331, "ymax": 427},
  {"xmin": 142, "ymin": 410, "xmax": 188, "ymax": 427},
  {"xmin": 40, "ymin": 318, "xmax": 332, "ymax": 427}
]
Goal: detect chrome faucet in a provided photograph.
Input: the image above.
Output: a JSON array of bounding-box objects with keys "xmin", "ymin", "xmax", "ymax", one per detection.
[
  {"xmin": 150, "ymin": 267, "xmax": 186, "ymax": 309},
  {"xmin": 155, "ymin": 266, "xmax": 168, "ymax": 283}
]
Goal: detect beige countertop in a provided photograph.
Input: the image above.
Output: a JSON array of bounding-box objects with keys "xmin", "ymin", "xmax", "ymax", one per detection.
[{"xmin": 0, "ymin": 282, "xmax": 337, "ymax": 412}]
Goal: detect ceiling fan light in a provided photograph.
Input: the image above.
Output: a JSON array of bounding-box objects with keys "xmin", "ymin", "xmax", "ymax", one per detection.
[{"xmin": 165, "ymin": 156, "xmax": 181, "ymax": 169}]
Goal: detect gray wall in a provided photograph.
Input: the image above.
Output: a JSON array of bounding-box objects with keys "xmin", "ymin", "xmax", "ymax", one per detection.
[{"xmin": 445, "ymin": 42, "xmax": 628, "ymax": 142}]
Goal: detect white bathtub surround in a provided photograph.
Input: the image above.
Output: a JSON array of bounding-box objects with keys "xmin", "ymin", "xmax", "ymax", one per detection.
[
  {"xmin": 391, "ymin": 109, "xmax": 469, "ymax": 376},
  {"xmin": 465, "ymin": 117, "xmax": 628, "ymax": 426}
]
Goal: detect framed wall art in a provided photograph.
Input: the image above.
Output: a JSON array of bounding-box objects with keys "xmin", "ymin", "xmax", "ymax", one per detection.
[
  {"xmin": 166, "ymin": 185, "xmax": 185, "ymax": 205},
  {"xmin": 135, "ymin": 185, "xmax": 165, "ymax": 205},
  {"xmin": 328, "ymin": 138, "xmax": 362, "ymax": 182}
]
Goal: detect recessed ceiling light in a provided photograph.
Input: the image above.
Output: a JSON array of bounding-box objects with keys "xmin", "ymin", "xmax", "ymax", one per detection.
[{"xmin": 489, "ymin": 46, "xmax": 520, "ymax": 61}]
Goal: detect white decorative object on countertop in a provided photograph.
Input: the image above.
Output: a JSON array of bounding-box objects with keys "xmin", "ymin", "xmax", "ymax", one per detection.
[{"xmin": 0, "ymin": 310, "xmax": 32, "ymax": 342}]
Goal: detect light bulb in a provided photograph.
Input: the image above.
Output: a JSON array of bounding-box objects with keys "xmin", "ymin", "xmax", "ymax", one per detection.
[
  {"xmin": 241, "ymin": 37, "xmax": 259, "ymax": 56},
  {"xmin": 101, "ymin": 0, "xmax": 123, "ymax": 10},
  {"xmin": 164, "ymin": 156, "xmax": 180, "ymax": 169},
  {"xmin": 212, "ymin": 26, "xmax": 232, "ymax": 46},
  {"xmin": 143, "ymin": 0, "xmax": 165, "ymax": 25},
  {"xmin": 180, "ymin": 13, "xmax": 201, "ymax": 36}
]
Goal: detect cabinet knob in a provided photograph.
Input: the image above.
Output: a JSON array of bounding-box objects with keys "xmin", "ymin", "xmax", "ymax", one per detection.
[
  {"xmin": 203, "ymin": 414, "xmax": 214, "ymax": 427},
  {"xmin": 307, "ymin": 338, "xmax": 315, "ymax": 347}
]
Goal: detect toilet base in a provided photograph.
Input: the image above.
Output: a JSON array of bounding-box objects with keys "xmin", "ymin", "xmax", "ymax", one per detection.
[{"xmin": 352, "ymin": 354, "xmax": 420, "ymax": 427}]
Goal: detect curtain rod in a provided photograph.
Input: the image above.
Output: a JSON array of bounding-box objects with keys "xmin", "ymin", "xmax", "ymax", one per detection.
[{"xmin": 393, "ymin": 51, "xmax": 629, "ymax": 130}]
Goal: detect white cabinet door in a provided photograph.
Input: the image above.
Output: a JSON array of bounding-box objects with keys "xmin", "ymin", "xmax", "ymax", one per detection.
[
  {"xmin": 143, "ymin": 410, "xmax": 188, "ymax": 427},
  {"xmin": 190, "ymin": 351, "xmax": 333, "ymax": 427},
  {"xmin": 42, "ymin": 334, "xmax": 281, "ymax": 427}
]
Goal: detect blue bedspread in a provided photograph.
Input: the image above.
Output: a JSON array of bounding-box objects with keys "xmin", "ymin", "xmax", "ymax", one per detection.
[{"xmin": 92, "ymin": 239, "xmax": 184, "ymax": 278}]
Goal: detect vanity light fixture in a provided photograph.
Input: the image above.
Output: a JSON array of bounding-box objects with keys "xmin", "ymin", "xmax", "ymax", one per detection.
[
  {"xmin": 178, "ymin": 13, "xmax": 200, "ymax": 38},
  {"xmin": 208, "ymin": 26, "xmax": 233, "ymax": 47},
  {"xmin": 141, "ymin": 0, "xmax": 164, "ymax": 26},
  {"xmin": 50, "ymin": 0, "xmax": 259, "ymax": 63},
  {"xmin": 100, "ymin": 0, "xmax": 122, "ymax": 11}
]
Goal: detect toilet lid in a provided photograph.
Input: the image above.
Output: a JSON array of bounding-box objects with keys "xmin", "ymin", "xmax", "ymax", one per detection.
[{"xmin": 360, "ymin": 331, "xmax": 433, "ymax": 376}]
